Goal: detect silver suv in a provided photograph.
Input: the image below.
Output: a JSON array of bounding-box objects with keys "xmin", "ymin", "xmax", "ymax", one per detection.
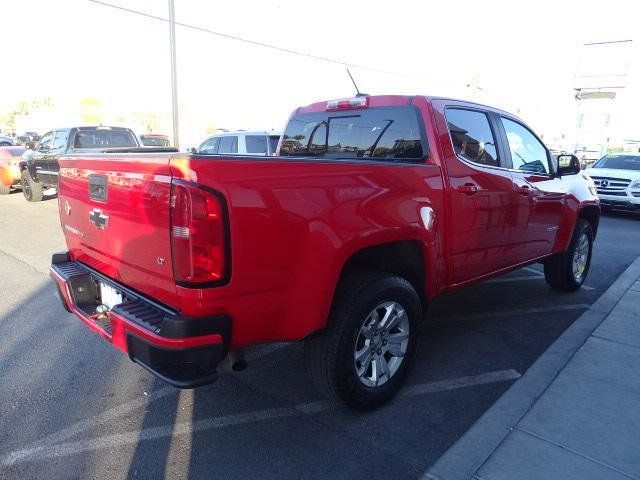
[{"xmin": 196, "ymin": 130, "xmax": 281, "ymax": 156}]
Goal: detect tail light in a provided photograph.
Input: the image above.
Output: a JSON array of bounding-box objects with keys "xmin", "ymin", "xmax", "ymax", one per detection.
[{"xmin": 170, "ymin": 181, "xmax": 229, "ymax": 286}]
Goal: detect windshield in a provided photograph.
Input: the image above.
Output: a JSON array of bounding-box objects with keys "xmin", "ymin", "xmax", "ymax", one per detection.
[{"xmin": 592, "ymin": 155, "xmax": 640, "ymax": 171}]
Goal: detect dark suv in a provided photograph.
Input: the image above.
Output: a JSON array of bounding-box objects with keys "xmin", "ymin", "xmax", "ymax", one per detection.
[{"xmin": 19, "ymin": 126, "xmax": 141, "ymax": 201}]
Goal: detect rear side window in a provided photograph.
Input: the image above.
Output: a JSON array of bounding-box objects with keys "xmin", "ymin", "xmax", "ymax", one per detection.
[
  {"xmin": 268, "ymin": 135, "xmax": 280, "ymax": 154},
  {"xmin": 280, "ymin": 106, "xmax": 425, "ymax": 162},
  {"xmin": 245, "ymin": 135, "xmax": 267, "ymax": 154},
  {"xmin": 218, "ymin": 136, "xmax": 238, "ymax": 154},
  {"xmin": 446, "ymin": 108, "xmax": 498, "ymax": 167}
]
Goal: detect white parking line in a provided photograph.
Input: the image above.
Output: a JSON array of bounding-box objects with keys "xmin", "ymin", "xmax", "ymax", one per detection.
[
  {"xmin": 0, "ymin": 369, "xmax": 521, "ymax": 466},
  {"xmin": 10, "ymin": 385, "xmax": 177, "ymax": 465}
]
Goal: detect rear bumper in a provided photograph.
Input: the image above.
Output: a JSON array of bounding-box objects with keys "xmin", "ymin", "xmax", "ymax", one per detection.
[{"xmin": 50, "ymin": 253, "xmax": 230, "ymax": 388}]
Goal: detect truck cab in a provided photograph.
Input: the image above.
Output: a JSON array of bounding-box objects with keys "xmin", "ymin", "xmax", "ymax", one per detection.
[{"xmin": 19, "ymin": 126, "xmax": 141, "ymax": 201}]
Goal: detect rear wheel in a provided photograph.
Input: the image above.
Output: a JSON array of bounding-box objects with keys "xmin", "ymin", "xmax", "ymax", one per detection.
[
  {"xmin": 544, "ymin": 219, "xmax": 594, "ymax": 292},
  {"xmin": 305, "ymin": 270, "xmax": 421, "ymax": 410},
  {"xmin": 21, "ymin": 169, "xmax": 43, "ymax": 202}
]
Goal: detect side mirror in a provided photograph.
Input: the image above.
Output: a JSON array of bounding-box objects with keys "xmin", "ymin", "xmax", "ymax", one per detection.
[
  {"xmin": 190, "ymin": 147, "xmax": 197, "ymax": 154},
  {"xmin": 557, "ymin": 154, "xmax": 581, "ymax": 176}
]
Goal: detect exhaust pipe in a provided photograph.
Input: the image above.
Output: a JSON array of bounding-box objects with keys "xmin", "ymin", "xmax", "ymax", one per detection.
[{"xmin": 228, "ymin": 349, "xmax": 247, "ymax": 372}]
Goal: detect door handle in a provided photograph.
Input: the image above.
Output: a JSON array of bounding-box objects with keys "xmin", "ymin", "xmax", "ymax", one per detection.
[
  {"xmin": 515, "ymin": 185, "xmax": 531, "ymax": 195},
  {"xmin": 456, "ymin": 183, "xmax": 480, "ymax": 195}
]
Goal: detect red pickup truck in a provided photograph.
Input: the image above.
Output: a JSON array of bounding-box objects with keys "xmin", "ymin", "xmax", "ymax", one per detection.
[{"xmin": 51, "ymin": 95, "xmax": 599, "ymax": 409}]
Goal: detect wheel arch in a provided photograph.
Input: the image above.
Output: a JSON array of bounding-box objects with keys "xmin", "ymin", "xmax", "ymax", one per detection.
[
  {"xmin": 334, "ymin": 240, "xmax": 427, "ymax": 312},
  {"xmin": 578, "ymin": 204, "xmax": 600, "ymax": 237}
]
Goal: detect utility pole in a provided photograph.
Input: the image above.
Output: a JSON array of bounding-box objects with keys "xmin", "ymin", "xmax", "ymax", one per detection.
[{"xmin": 168, "ymin": 0, "xmax": 179, "ymax": 148}]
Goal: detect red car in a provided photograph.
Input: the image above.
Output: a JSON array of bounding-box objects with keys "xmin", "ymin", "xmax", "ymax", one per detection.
[
  {"xmin": 0, "ymin": 146, "xmax": 26, "ymax": 194},
  {"xmin": 51, "ymin": 95, "xmax": 599, "ymax": 408}
]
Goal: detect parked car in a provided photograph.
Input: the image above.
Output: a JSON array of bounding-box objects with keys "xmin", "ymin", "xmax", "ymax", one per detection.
[
  {"xmin": 140, "ymin": 133, "xmax": 171, "ymax": 147},
  {"xmin": 16, "ymin": 131, "xmax": 40, "ymax": 148},
  {"xmin": 19, "ymin": 126, "xmax": 144, "ymax": 202},
  {"xmin": 50, "ymin": 95, "xmax": 599, "ymax": 409},
  {"xmin": 0, "ymin": 135, "xmax": 15, "ymax": 146},
  {"xmin": 0, "ymin": 146, "xmax": 26, "ymax": 194},
  {"xmin": 196, "ymin": 130, "xmax": 281, "ymax": 156},
  {"xmin": 587, "ymin": 152, "xmax": 640, "ymax": 212}
]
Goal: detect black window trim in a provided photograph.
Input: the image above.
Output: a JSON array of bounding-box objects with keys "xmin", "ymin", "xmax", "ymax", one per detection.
[
  {"xmin": 444, "ymin": 106, "xmax": 504, "ymax": 171},
  {"xmin": 495, "ymin": 113, "xmax": 555, "ymax": 177},
  {"xmin": 280, "ymin": 104, "xmax": 430, "ymax": 165}
]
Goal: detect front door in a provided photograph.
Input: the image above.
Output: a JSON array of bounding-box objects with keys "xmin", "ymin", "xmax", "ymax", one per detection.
[
  {"xmin": 31, "ymin": 131, "xmax": 54, "ymax": 184},
  {"xmin": 436, "ymin": 104, "xmax": 519, "ymax": 285},
  {"xmin": 496, "ymin": 116, "xmax": 566, "ymax": 261}
]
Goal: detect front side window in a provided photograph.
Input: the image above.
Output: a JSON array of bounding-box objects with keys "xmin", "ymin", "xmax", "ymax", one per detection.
[
  {"xmin": 445, "ymin": 108, "xmax": 498, "ymax": 167},
  {"xmin": 38, "ymin": 131, "xmax": 54, "ymax": 150},
  {"xmin": 245, "ymin": 135, "xmax": 267, "ymax": 154},
  {"xmin": 218, "ymin": 136, "xmax": 238, "ymax": 154},
  {"xmin": 501, "ymin": 118, "xmax": 550, "ymax": 174},
  {"xmin": 198, "ymin": 137, "xmax": 220, "ymax": 154},
  {"xmin": 51, "ymin": 130, "xmax": 69, "ymax": 150},
  {"xmin": 280, "ymin": 106, "xmax": 425, "ymax": 161}
]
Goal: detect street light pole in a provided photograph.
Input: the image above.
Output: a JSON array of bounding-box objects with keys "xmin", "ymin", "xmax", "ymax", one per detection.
[{"xmin": 168, "ymin": 0, "xmax": 179, "ymax": 148}]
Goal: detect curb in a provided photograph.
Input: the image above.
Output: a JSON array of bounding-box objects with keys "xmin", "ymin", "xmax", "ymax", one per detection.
[{"xmin": 424, "ymin": 255, "xmax": 640, "ymax": 480}]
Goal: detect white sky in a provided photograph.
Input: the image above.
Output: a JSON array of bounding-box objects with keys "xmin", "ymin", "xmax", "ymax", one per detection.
[{"xmin": 1, "ymin": 0, "xmax": 638, "ymax": 146}]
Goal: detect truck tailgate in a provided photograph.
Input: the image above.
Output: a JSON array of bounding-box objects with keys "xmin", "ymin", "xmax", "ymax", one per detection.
[{"xmin": 57, "ymin": 154, "xmax": 178, "ymax": 309}]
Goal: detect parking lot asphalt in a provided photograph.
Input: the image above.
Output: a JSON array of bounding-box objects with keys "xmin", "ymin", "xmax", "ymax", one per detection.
[{"xmin": 1, "ymin": 191, "xmax": 639, "ymax": 480}]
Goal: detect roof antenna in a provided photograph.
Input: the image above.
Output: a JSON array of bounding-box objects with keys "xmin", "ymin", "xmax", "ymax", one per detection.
[{"xmin": 347, "ymin": 68, "xmax": 368, "ymax": 97}]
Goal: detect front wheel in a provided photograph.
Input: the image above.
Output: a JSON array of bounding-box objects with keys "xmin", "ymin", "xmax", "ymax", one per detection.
[
  {"xmin": 21, "ymin": 169, "xmax": 43, "ymax": 202},
  {"xmin": 304, "ymin": 271, "xmax": 422, "ymax": 410},
  {"xmin": 544, "ymin": 219, "xmax": 594, "ymax": 292}
]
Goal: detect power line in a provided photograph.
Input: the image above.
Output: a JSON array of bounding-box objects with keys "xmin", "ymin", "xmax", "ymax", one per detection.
[{"xmin": 88, "ymin": 0, "xmax": 457, "ymax": 86}]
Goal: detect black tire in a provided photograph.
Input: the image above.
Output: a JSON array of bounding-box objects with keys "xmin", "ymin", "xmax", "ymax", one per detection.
[
  {"xmin": 21, "ymin": 169, "xmax": 43, "ymax": 202},
  {"xmin": 305, "ymin": 270, "xmax": 422, "ymax": 410},
  {"xmin": 544, "ymin": 219, "xmax": 594, "ymax": 292}
]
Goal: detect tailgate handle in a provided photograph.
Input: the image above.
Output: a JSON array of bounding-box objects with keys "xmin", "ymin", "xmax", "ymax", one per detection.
[{"xmin": 88, "ymin": 175, "xmax": 108, "ymax": 202}]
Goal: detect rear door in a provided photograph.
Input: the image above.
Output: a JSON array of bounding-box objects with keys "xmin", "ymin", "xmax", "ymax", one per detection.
[
  {"xmin": 58, "ymin": 153, "xmax": 178, "ymax": 308},
  {"xmin": 218, "ymin": 136, "xmax": 238, "ymax": 155},
  {"xmin": 434, "ymin": 102, "xmax": 519, "ymax": 284},
  {"xmin": 495, "ymin": 115, "xmax": 566, "ymax": 260}
]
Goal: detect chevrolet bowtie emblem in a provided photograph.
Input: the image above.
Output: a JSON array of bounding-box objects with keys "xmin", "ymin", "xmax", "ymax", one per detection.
[{"xmin": 89, "ymin": 208, "xmax": 109, "ymax": 230}]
